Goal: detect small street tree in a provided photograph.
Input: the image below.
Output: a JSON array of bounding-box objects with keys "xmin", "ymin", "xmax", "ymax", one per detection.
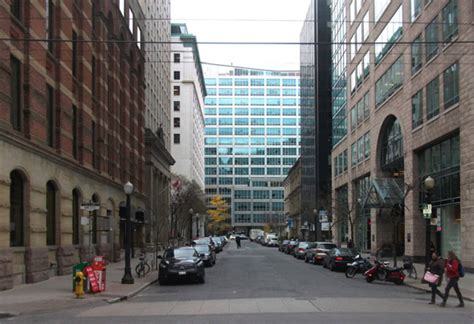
[{"xmin": 207, "ymin": 195, "xmax": 231, "ymax": 235}]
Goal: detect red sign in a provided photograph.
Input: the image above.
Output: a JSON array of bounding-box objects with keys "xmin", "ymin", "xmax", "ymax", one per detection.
[
  {"xmin": 84, "ymin": 266, "xmax": 100, "ymax": 293},
  {"xmin": 91, "ymin": 256, "xmax": 107, "ymax": 292}
]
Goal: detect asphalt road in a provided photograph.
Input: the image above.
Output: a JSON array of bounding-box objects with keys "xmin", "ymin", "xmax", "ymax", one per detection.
[{"xmin": 8, "ymin": 240, "xmax": 473, "ymax": 323}]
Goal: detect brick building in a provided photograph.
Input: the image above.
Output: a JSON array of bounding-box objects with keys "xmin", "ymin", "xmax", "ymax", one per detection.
[
  {"xmin": 331, "ymin": 0, "xmax": 473, "ymax": 269},
  {"xmin": 0, "ymin": 0, "xmax": 146, "ymax": 290}
]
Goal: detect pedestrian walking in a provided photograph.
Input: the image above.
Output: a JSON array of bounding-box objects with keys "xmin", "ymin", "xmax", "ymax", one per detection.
[
  {"xmin": 426, "ymin": 252, "xmax": 444, "ymax": 304},
  {"xmin": 440, "ymin": 251, "xmax": 464, "ymax": 307},
  {"xmin": 236, "ymin": 235, "xmax": 241, "ymax": 249}
]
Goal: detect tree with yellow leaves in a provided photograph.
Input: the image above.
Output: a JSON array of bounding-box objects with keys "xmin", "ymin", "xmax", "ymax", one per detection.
[{"xmin": 207, "ymin": 195, "xmax": 231, "ymax": 235}]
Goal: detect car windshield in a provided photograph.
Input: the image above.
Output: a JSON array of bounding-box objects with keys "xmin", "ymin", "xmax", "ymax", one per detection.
[
  {"xmin": 320, "ymin": 244, "xmax": 337, "ymax": 249},
  {"xmin": 335, "ymin": 248, "xmax": 354, "ymax": 256},
  {"xmin": 289, "ymin": 241, "xmax": 296, "ymax": 244},
  {"xmin": 299, "ymin": 242, "xmax": 308, "ymax": 248},
  {"xmin": 194, "ymin": 245, "xmax": 210, "ymax": 253},
  {"xmin": 166, "ymin": 248, "xmax": 196, "ymax": 258}
]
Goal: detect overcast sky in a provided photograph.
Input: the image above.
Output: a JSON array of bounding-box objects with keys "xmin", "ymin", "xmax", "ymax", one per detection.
[{"xmin": 170, "ymin": 0, "xmax": 312, "ymax": 71}]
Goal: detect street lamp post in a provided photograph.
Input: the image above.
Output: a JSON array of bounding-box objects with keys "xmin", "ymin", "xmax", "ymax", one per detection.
[
  {"xmin": 195, "ymin": 213, "xmax": 200, "ymax": 238},
  {"xmin": 424, "ymin": 176, "xmax": 435, "ymax": 268},
  {"xmin": 121, "ymin": 181, "xmax": 134, "ymax": 284},
  {"xmin": 189, "ymin": 208, "xmax": 194, "ymax": 242},
  {"xmin": 313, "ymin": 209, "xmax": 318, "ymax": 241}
]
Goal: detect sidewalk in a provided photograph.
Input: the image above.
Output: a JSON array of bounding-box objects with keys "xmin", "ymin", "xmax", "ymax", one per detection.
[
  {"xmin": 0, "ymin": 257, "xmax": 159, "ymax": 317},
  {"xmin": 403, "ymin": 262, "xmax": 474, "ymax": 302}
]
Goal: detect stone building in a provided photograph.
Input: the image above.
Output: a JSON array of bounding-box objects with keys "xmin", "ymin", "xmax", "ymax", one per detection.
[
  {"xmin": 331, "ymin": 0, "xmax": 473, "ymax": 269},
  {"xmin": 284, "ymin": 158, "xmax": 302, "ymax": 239},
  {"xmin": 0, "ymin": 0, "xmax": 147, "ymax": 290}
]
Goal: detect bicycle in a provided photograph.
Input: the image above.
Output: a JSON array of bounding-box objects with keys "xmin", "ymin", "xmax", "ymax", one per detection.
[
  {"xmin": 135, "ymin": 252, "xmax": 151, "ymax": 278},
  {"xmin": 403, "ymin": 256, "xmax": 417, "ymax": 279}
]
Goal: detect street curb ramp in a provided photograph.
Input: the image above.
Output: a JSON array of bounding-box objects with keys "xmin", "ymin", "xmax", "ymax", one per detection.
[{"xmin": 106, "ymin": 278, "xmax": 159, "ymax": 304}]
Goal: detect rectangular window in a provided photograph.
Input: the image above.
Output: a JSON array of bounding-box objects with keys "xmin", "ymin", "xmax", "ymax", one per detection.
[
  {"xmin": 374, "ymin": 0, "xmax": 390, "ymax": 22},
  {"xmin": 357, "ymin": 137, "xmax": 364, "ymax": 162},
  {"xmin": 351, "ymin": 107, "xmax": 357, "ymax": 131},
  {"xmin": 375, "ymin": 56, "xmax": 404, "ymax": 107},
  {"xmin": 426, "ymin": 77, "xmax": 439, "ymax": 120},
  {"xmin": 173, "ymin": 53, "xmax": 180, "ymax": 63},
  {"xmin": 364, "ymin": 133, "xmax": 370, "ymax": 158},
  {"xmin": 46, "ymin": 85, "xmax": 55, "ymax": 147},
  {"xmin": 72, "ymin": 106, "xmax": 78, "ymax": 159},
  {"xmin": 119, "ymin": 0, "xmax": 125, "ymax": 15},
  {"xmin": 47, "ymin": 0, "xmax": 54, "ymax": 52},
  {"xmin": 128, "ymin": 9, "xmax": 134, "ymax": 33},
  {"xmin": 173, "ymin": 101, "xmax": 180, "ymax": 111},
  {"xmin": 173, "ymin": 86, "xmax": 180, "ymax": 95},
  {"xmin": 10, "ymin": 56, "xmax": 21, "ymax": 131},
  {"xmin": 443, "ymin": 0, "xmax": 458, "ymax": 42},
  {"xmin": 173, "ymin": 71, "xmax": 180, "ymax": 80},
  {"xmin": 375, "ymin": 6, "xmax": 403, "ymax": 64},
  {"xmin": 11, "ymin": 0, "xmax": 22, "ymax": 21},
  {"xmin": 363, "ymin": 91, "xmax": 370, "ymax": 119},
  {"xmin": 444, "ymin": 62, "xmax": 459, "ymax": 108},
  {"xmin": 351, "ymin": 143, "xmax": 357, "ymax": 167},
  {"xmin": 412, "ymin": 90, "xmax": 423, "ymax": 128},
  {"xmin": 173, "ymin": 134, "xmax": 180, "ymax": 144},
  {"xmin": 425, "ymin": 18, "xmax": 438, "ymax": 61},
  {"xmin": 411, "ymin": 35, "xmax": 422, "ymax": 75},
  {"xmin": 411, "ymin": 0, "xmax": 423, "ymax": 21},
  {"xmin": 173, "ymin": 117, "xmax": 180, "ymax": 128},
  {"xmin": 72, "ymin": 31, "xmax": 78, "ymax": 78}
]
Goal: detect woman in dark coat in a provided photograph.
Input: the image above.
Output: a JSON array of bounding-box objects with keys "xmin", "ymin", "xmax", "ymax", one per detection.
[{"xmin": 427, "ymin": 252, "xmax": 444, "ymax": 304}]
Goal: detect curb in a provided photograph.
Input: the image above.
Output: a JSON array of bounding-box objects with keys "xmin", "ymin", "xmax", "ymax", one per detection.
[
  {"xmin": 0, "ymin": 312, "xmax": 18, "ymax": 319},
  {"xmin": 405, "ymin": 281, "xmax": 474, "ymax": 302},
  {"xmin": 107, "ymin": 278, "xmax": 159, "ymax": 304}
]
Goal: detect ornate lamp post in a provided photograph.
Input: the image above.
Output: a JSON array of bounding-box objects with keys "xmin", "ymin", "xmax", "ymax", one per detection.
[
  {"xmin": 121, "ymin": 181, "xmax": 134, "ymax": 284},
  {"xmin": 195, "ymin": 213, "xmax": 200, "ymax": 238},
  {"xmin": 189, "ymin": 208, "xmax": 194, "ymax": 242},
  {"xmin": 424, "ymin": 176, "xmax": 435, "ymax": 268}
]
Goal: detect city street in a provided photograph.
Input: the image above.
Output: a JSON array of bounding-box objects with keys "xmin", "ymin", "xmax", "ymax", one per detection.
[{"xmin": 9, "ymin": 241, "xmax": 473, "ymax": 324}]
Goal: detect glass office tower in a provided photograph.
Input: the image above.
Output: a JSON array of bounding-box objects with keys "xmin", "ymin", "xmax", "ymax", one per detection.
[{"xmin": 203, "ymin": 68, "xmax": 301, "ymax": 232}]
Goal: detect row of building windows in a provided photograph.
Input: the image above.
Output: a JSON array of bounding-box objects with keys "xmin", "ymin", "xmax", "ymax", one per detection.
[
  {"xmin": 350, "ymin": 91, "xmax": 370, "ymax": 132},
  {"xmin": 204, "ymin": 98, "xmax": 299, "ymax": 106},
  {"xmin": 204, "ymin": 108, "xmax": 298, "ymax": 116},
  {"xmin": 204, "ymin": 117, "xmax": 298, "ymax": 126},
  {"xmin": 351, "ymin": 132, "xmax": 370, "ymax": 167},
  {"xmin": 234, "ymin": 190, "xmax": 284, "ymax": 200},
  {"xmin": 205, "ymin": 147, "xmax": 298, "ymax": 156},
  {"xmin": 334, "ymin": 150, "xmax": 348, "ymax": 176},
  {"xmin": 204, "ymin": 127, "xmax": 299, "ymax": 136},
  {"xmin": 205, "ymin": 157, "xmax": 297, "ymax": 166},
  {"xmin": 204, "ymin": 137, "xmax": 298, "ymax": 146},
  {"xmin": 205, "ymin": 166, "xmax": 293, "ymax": 176},
  {"xmin": 206, "ymin": 88, "xmax": 298, "ymax": 97},
  {"xmin": 205, "ymin": 175, "xmax": 291, "ymax": 186},
  {"xmin": 234, "ymin": 202, "xmax": 284, "ymax": 212},
  {"xmin": 204, "ymin": 78, "xmax": 299, "ymax": 87},
  {"xmin": 412, "ymin": 62, "xmax": 459, "ymax": 128}
]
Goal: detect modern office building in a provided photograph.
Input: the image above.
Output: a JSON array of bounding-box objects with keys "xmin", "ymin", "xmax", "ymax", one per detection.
[
  {"xmin": 203, "ymin": 68, "xmax": 301, "ymax": 232},
  {"xmin": 330, "ymin": 0, "xmax": 474, "ymax": 269},
  {"xmin": 0, "ymin": 0, "xmax": 146, "ymax": 290},
  {"xmin": 299, "ymin": 0, "xmax": 332, "ymax": 241},
  {"xmin": 170, "ymin": 24, "xmax": 207, "ymax": 191},
  {"xmin": 139, "ymin": 0, "xmax": 175, "ymax": 245}
]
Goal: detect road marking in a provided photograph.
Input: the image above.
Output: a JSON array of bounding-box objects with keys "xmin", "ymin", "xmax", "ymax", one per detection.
[{"xmin": 77, "ymin": 297, "xmax": 472, "ymax": 317}]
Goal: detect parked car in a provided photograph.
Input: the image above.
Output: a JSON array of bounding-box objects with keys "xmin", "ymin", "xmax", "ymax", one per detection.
[
  {"xmin": 323, "ymin": 248, "xmax": 355, "ymax": 271},
  {"xmin": 267, "ymin": 236, "xmax": 279, "ymax": 247},
  {"xmin": 294, "ymin": 242, "xmax": 317, "ymax": 259},
  {"xmin": 279, "ymin": 240, "xmax": 290, "ymax": 252},
  {"xmin": 158, "ymin": 247, "xmax": 205, "ymax": 284},
  {"xmin": 285, "ymin": 240, "xmax": 299, "ymax": 255},
  {"xmin": 193, "ymin": 237, "xmax": 217, "ymax": 252},
  {"xmin": 305, "ymin": 242, "xmax": 337, "ymax": 264},
  {"xmin": 193, "ymin": 244, "xmax": 216, "ymax": 267}
]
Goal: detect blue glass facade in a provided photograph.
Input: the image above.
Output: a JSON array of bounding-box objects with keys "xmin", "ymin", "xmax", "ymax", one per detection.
[{"xmin": 203, "ymin": 69, "xmax": 301, "ymax": 228}]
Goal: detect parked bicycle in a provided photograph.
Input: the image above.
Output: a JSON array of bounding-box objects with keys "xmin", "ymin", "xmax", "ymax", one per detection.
[
  {"xmin": 135, "ymin": 252, "xmax": 151, "ymax": 277},
  {"xmin": 403, "ymin": 256, "xmax": 417, "ymax": 279}
]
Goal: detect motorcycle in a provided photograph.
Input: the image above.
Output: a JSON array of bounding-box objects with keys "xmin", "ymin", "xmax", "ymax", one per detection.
[
  {"xmin": 363, "ymin": 259, "xmax": 405, "ymax": 285},
  {"xmin": 345, "ymin": 254, "xmax": 372, "ymax": 278}
]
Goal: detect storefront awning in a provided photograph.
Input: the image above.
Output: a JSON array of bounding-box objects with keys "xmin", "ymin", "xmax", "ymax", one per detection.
[{"xmin": 362, "ymin": 178, "xmax": 404, "ymax": 209}]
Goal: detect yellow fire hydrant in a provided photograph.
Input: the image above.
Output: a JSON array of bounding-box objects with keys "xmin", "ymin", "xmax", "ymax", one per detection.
[{"xmin": 74, "ymin": 271, "xmax": 84, "ymax": 298}]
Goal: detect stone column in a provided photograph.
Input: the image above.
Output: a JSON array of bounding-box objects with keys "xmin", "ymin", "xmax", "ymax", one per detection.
[{"xmin": 0, "ymin": 249, "xmax": 14, "ymax": 291}]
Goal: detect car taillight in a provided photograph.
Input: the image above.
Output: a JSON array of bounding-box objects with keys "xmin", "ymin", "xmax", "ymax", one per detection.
[
  {"xmin": 298, "ymin": 248, "xmax": 304, "ymax": 252},
  {"xmin": 335, "ymin": 257, "xmax": 343, "ymax": 261}
]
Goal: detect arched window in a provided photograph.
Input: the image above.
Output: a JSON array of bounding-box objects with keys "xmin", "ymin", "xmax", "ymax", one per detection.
[
  {"xmin": 46, "ymin": 181, "xmax": 58, "ymax": 246},
  {"xmin": 91, "ymin": 194, "xmax": 100, "ymax": 244},
  {"xmin": 10, "ymin": 170, "xmax": 24, "ymax": 247},
  {"xmin": 72, "ymin": 189, "xmax": 81, "ymax": 245},
  {"xmin": 381, "ymin": 118, "xmax": 404, "ymax": 171}
]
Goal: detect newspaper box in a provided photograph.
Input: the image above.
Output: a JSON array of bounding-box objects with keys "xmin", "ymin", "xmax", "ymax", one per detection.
[{"xmin": 91, "ymin": 256, "xmax": 107, "ymax": 292}]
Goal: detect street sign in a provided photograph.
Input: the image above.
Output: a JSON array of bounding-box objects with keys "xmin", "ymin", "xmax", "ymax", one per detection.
[
  {"xmin": 422, "ymin": 204, "xmax": 432, "ymax": 219},
  {"xmin": 80, "ymin": 202, "xmax": 100, "ymax": 212},
  {"xmin": 321, "ymin": 222, "xmax": 331, "ymax": 231},
  {"xmin": 319, "ymin": 210, "xmax": 328, "ymax": 223}
]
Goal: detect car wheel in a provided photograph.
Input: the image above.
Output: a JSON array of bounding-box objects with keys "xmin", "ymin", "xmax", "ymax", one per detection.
[
  {"xmin": 330, "ymin": 262, "xmax": 336, "ymax": 271},
  {"xmin": 198, "ymin": 275, "xmax": 205, "ymax": 284},
  {"xmin": 304, "ymin": 255, "xmax": 309, "ymax": 263},
  {"xmin": 313, "ymin": 256, "xmax": 317, "ymax": 265}
]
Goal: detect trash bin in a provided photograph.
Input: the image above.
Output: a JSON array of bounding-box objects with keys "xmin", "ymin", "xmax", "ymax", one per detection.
[{"xmin": 72, "ymin": 262, "xmax": 89, "ymax": 292}]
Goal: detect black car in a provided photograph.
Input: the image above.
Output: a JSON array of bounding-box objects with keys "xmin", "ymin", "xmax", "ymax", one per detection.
[
  {"xmin": 285, "ymin": 240, "xmax": 299, "ymax": 255},
  {"xmin": 279, "ymin": 240, "xmax": 290, "ymax": 252},
  {"xmin": 193, "ymin": 243, "xmax": 216, "ymax": 267},
  {"xmin": 158, "ymin": 247, "xmax": 205, "ymax": 284},
  {"xmin": 323, "ymin": 248, "xmax": 355, "ymax": 271}
]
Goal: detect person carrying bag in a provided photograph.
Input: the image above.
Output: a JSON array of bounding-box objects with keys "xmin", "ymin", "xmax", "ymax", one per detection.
[{"xmin": 424, "ymin": 252, "xmax": 444, "ymax": 304}]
